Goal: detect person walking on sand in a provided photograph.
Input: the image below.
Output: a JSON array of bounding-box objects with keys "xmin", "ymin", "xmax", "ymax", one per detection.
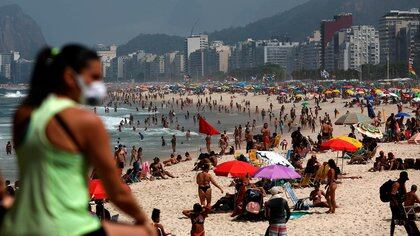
[
  {"xmin": 196, "ymin": 164, "xmax": 223, "ymax": 209},
  {"xmin": 264, "ymin": 187, "xmax": 291, "ymax": 236},
  {"xmin": 1, "ymin": 45, "xmax": 154, "ymax": 235},
  {"xmin": 171, "ymin": 135, "xmax": 176, "ymax": 153}
]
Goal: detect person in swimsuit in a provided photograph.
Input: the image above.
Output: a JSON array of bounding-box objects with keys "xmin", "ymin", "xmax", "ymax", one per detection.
[
  {"xmin": 261, "ymin": 123, "xmax": 270, "ymax": 151},
  {"xmin": 0, "ymin": 45, "xmax": 154, "ymax": 236},
  {"xmin": 196, "ymin": 164, "xmax": 223, "ymax": 209},
  {"xmin": 150, "ymin": 157, "xmax": 175, "ymax": 179},
  {"xmin": 182, "ymin": 203, "xmax": 208, "ymax": 236},
  {"xmin": 309, "ymin": 184, "xmax": 329, "ymax": 208},
  {"xmin": 325, "ymin": 159, "xmax": 338, "ymax": 214}
]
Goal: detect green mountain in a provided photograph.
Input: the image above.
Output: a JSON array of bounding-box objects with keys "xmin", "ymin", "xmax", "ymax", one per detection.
[
  {"xmin": 0, "ymin": 4, "xmax": 46, "ymax": 59},
  {"xmin": 118, "ymin": 0, "xmax": 419, "ymax": 55},
  {"xmin": 209, "ymin": 0, "xmax": 420, "ymax": 43},
  {"xmin": 117, "ymin": 34, "xmax": 184, "ymax": 56}
]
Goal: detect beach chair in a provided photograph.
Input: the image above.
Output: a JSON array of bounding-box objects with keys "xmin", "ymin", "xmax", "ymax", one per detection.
[
  {"xmin": 313, "ymin": 164, "xmax": 329, "ymax": 184},
  {"xmin": 295, "ymin": 173, "xmax": 313, "ymax": 188},
  {"xmin": 404, "ymin": 205, "xmax": 419, "ymax": 221},
  {"xmin": 283, "ymin": 182, "xmax": 310, "ymax": 210},
  {"xmin": 348, "ymin": 147, "xmax": 378, "ymax": 164},
  {"xmin": 285, "ymin": 150, "xmax": 293, "ymax": 161}
]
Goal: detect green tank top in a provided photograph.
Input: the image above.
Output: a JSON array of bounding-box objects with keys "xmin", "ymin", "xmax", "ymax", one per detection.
[{"xmin": 1, "ymin": 95, "xmax": 100, "ymax": 236}]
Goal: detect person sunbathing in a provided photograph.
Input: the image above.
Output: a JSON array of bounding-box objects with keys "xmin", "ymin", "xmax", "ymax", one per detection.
[
  {"xmin": 309, "ymin": 184, "xmax": 329, "ymax": 208},
  {"xmin": 150, "ymin": 157, "xmax": 175, "ymax": 179},
  {"xmin": 163, "ymin": 154, "xmax": 178, "ymax": 166},
  {"xmin": 404, "ymin": 185, "xmax": 420, "ymax": 215}
]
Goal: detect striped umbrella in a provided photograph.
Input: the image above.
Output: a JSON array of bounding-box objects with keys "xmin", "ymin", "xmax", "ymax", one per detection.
[
  {"xmin": 335, "ymin": 112, "xmax": 371, "ymax": 125},
  {"xmin": 354, "ymin": 122, "xmax": 383, "ymax": 138},
  {"xmin": 321, "ymin": 136, "xmax": 363, "ymax": 152}
]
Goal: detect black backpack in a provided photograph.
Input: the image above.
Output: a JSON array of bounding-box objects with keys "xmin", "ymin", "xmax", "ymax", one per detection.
[{"xmin": 380, "ymin": 180, "xmax": 395, "ymax": 202}]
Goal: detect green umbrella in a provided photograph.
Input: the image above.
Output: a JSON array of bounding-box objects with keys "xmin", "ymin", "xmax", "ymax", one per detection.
[
  {"xmin": 301, "ymin": 101, "xmax": 309, "ymax": 107},
  {"xmin": 335, "ymin": 113, "xmax": 371, "ymax": 125}
]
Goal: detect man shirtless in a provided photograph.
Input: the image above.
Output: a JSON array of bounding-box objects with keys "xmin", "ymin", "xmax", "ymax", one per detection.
[
  {"xmin": 196, "ymin": 164, "xmax": 223, "ymax": 209},
  {"xmin": 114, "ymin": 145, "xmax": 126, "ymax": 174},
  {"xmin": 309, "ymin": 184, "xmax": 329, "ymax": 208},
  {"xmin": 205, "ymin": 134, "xmax": 211, "ymax": 153},
  {"xmin": 150, "ymin": 157, "xmax": 175, "ymax": 179},
  {"xmin": 404, "ymin": 185, "xmax": 420, "ymax": 214}
]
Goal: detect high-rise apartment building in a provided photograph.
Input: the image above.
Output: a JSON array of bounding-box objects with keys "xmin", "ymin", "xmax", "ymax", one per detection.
[
  {"xmin": 320, "ymin": 13, "xmax": 353, "ymax": 68},
  {"xmin": 184, "ymin": 34, "xmax": 208, "ymax": 76},
  {"xmin": 379, "ymin": 8, "xmax": 420, "ymax": 64}
]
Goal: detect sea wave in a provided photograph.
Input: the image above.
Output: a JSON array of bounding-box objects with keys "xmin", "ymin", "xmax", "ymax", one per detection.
[
  {"xmin": 142, "ymin": 127, "xmax": 198, "ymax": 137},
  {"xmin": 99, "ymin": 116, "xmax": 125, "ymax": 130},
  {"xmin": 4, "ymin": 91, "xmax": 26, "ymax": 98}
]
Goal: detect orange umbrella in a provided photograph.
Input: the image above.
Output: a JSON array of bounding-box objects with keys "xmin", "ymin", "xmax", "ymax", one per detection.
[{"xmin": 321, "ymin": 136, "xmax": 362, "ymax": 152}]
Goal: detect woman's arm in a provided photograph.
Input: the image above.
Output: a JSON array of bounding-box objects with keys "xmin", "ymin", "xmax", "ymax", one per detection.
[
  {"xmin": 81, "ymin": 114, "xmax": 148, "ymax": 224},
  {"xmin": 210, "ymin": 176, "xmax": 224, "ymax": 193}
]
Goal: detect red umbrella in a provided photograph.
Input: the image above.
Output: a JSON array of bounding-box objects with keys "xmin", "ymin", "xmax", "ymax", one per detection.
[
  {"xmin": 214, "ymin": 160, "xmax": 258, "ymax": 178},
  {"xmin": 320, "ymin": 136, "xmax": 362, "ymax": 152},
  {"xmin": 88, "ymin": 179, "xmax": 107, "ymax": 200},
  {"xmin": 199, "ymin": 117, "xmax": 220, "ymax": 136}
]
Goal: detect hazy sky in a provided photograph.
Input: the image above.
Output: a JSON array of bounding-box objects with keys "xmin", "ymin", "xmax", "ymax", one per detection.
[{"xmin": 2, "ymin": 0, "xmax": 307, "ymax": 46}]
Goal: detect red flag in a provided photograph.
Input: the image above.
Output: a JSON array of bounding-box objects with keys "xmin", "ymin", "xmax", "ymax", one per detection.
[{"xmin": 199, "ymin": 117, "xmax": 220, "ymax": 136}]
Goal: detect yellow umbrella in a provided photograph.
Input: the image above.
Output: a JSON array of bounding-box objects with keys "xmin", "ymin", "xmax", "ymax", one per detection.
[
  {"xmin": 374, "ymin": 89, "xmax": 383, "ymax": 94},
  {"xmin": 346, "ymin": 89, "xmax": 355, "ymax": 95},
  {"xmin": 324, "ymin": 90, "xmax": 332, "ymax": 94},
  {"xmin": 332, "ymin": 89, "xmax": 341, "ymax": 94},
  {"xmin": 295, "ymin": 94, "xmax": 304, "ymax": 98}
]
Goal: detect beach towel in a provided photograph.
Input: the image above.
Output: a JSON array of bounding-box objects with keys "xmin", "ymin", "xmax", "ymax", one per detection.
[{"xmin": 265, "ymin": 223, "xmax": 287, "ymax": 236}]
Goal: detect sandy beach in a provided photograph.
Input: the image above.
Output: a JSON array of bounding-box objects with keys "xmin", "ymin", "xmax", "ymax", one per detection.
[{"xmin": 106, "ymin": 92, "xmax": 419, "ymax": 236}]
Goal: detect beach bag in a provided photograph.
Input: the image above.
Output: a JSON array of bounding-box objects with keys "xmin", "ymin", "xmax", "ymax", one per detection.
[
  {"xmin": 294, "ymin": 200, "xmax": 309, "ymax": 210},
  {"xmin": 380, "ymin": 180, "xmax": 395, "ymax": 202}
]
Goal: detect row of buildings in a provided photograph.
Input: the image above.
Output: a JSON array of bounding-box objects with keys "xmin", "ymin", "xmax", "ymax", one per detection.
[{"xmin": 1, "ymin": 8, "xmax": 419, "ymax": 83}]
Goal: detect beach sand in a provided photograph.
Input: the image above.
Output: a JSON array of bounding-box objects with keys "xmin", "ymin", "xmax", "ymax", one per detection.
[{"xmin": 107, "ymin": 92, "xmax": 420, "ymax": 236}]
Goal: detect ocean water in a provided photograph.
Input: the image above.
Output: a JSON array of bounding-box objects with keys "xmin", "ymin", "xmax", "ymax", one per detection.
[{"xmin": 0, "ymin": 89, "xmax": 251, "ymax": 181}]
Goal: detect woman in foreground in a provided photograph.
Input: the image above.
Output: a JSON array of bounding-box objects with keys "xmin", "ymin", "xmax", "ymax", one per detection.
[{"xmin": 0, "ymin": 45, "xmax": 154, "ymax": 235}]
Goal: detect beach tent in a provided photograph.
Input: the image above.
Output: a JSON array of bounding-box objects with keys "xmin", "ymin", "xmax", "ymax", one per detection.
[{"xmin": 256, "ymin": 151, "xmax": 294, "ymax": 168}]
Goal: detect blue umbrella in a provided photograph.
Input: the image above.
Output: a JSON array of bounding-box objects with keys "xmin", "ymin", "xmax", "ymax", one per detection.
[{"xmin": 395, "ymin": 112, "xmax": 410, "ymax": 118}]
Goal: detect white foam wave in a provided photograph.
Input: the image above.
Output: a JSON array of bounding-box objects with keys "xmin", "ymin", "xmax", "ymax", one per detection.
[
  {"xmin": 142, "ymin": 128, "xmax": 198, "ymax": 137},
  {"xmin": 0, "ymin": 123, "xmax": 11, "ymax": 127},
  {"xmin": 4, "ymin": 91, "xmax": 26, "ymax": 98},
  {"xmin": 99, "ymin": 116, "xmax": 125, "ymax": 130}
]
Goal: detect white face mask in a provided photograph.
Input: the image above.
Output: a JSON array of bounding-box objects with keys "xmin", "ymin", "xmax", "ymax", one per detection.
[{"xmin": 75, "ymin": 74, "xmax": 107, "ymax": 106}]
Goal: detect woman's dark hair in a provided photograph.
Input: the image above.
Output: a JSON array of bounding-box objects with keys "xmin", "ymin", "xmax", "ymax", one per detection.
[
  {"xmin": 23, "ymin": 44, "xmax": 100, "ymax": 107},
  {"xmin": 193, "ymin": 203, "xmax": 202, "ymax": 213},
  {"xmin": 327, "ymin": 159, "xmax": 339, "ymax": 179}
]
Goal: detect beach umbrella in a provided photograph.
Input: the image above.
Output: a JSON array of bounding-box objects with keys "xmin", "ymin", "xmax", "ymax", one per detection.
[
  {"xmin": 332, "ymin": 89, "xmax": 341, "ymax": 94},
  {"xmin": 354, "ymin": 122, "xmax": 383, "ymax": 138},
  {"xmin": 388, "ymin": 93, "xmax": 398, "ymax": 98},
  {"xmin": 335, "ymin": 112, "xmax": 371, "ymax": 125},
  {"xmin": 256, "ymin": 151, "xmax": 294, "ymax": 168},
  {"xmin": 214, "ymin": 160, "xmax": 258, "ymax": 178},
  {"xmin": 88, "ymin": 179, "xmax": 107, "ymax": 200},
  {"xmin": 198, "ymin": 117, "xmax": 220, "ymax": 136},
  {"xmin": 301, "ymin": 101, "xmax": 309, "ymax": 107},
  {"xmin": 395, "ymin": 112, "xmax": 410, "ymax": 118},
  {"xmin": 413, "ymin": 97, "xmax": 420, "ymax": 103},
  {"xmin": 254, "ymin": 165, "xmax": 301, "ymax": 180},
  {"xmin": 295, "ymin": 94, "xmax": 304, "ymax": 98},
  {"xmin": 346, "ymin": 89, "xmax": 355, "ymax": 95},
  {"xmin": 321, "ymin": 136, "xmax": 363, "ymax": 171},
  {"xmin": 321, "ymin": 136, "xmax": 362, "ymax": 153}
]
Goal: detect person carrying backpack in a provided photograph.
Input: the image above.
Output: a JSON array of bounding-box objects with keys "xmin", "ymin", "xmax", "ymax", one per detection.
[{"xmin": 382, "ymin": 171, "xmax": 419, "ymax": 236}]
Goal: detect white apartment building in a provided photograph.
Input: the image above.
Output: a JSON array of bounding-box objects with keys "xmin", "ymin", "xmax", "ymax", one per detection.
[
  {"xmin": 96, "ymin": 44, "xmax": 117, "ymax": 78},
  {"xmin": 263, "ymin": 41, "xmax": 299, "ymax": 72},
  {"xmin": 184, "ymin": 34, "xmax": 208, "ymax": 75},
  {"xmin": 336, "ymin": 25, "xmax": 380, "ymax": 70}
]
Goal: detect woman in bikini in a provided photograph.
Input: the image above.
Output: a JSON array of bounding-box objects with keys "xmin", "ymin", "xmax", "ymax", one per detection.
[
  {"xmin": 325, "ymin": 159, "xmax": 338, "ymax": 214},
  {"xmin": 196, "ymin": 164, "xmax": 223, "ymax": 209},
  {"xmin": 182, "ymin": 203, "xmax": 208, "ymax": 236}
]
